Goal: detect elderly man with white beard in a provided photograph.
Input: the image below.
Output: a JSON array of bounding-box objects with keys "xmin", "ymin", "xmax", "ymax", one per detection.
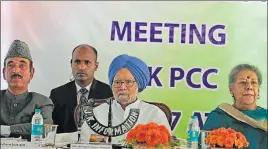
[{"xmin": 80, "ymin": 54, "xmax": 171, "ymax": 144}]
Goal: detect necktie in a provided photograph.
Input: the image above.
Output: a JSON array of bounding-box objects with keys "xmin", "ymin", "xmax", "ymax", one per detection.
[{"xmin": 80, "ymin": 88, "xmax": 88, "ymax": 104}]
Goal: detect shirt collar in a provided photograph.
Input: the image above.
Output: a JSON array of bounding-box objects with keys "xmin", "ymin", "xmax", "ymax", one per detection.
[
  {"xmin": 5, "ymin": 89, "xmax": 29, "ymax": 101},
  {"xmin": 114, "ymin": 97, "xmax": 140, "ymax": 110},
  {"xmin": 75, "ymin": 82, "xmax": 92, "ymax": 93}
]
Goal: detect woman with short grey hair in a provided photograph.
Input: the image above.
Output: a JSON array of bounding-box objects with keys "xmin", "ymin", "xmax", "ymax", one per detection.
[{"xmin": 201, "ymin": 64, "xmax": 267, "ymax": 149}]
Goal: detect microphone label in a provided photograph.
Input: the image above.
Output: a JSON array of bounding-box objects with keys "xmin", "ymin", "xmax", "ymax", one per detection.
[{"xmin": 83, "ymin": 108, "xmax": 140, "ymax": 137}]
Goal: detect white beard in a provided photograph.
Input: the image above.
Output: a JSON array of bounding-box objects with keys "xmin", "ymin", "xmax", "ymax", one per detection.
[{"xmin": 117, "ymin": 94, "xmax": 132, "ymax": 105}]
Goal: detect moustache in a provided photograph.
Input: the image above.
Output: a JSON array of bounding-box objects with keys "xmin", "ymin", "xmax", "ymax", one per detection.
[
  {"xmin": 76, "ymin": 71, "xmax": 86, "ymax": 75},
  {"xmin": 11, "ymin": 74, "xmax": 23, "ymax": 79},
  {"xmin": 118, "ymin": 92, "xmax": 129, "ymax": 95}
]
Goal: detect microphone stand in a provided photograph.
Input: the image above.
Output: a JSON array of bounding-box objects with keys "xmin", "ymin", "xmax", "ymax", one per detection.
[
  {"xmin": 77, "ymin": 104, "xmax": 83, "ymax": 143},
  {"xmin": 77, "ymin": 98, "xmax": 89, "ymax": 143},
  {"xmin": 107, "ymin": 98, "xmax": 113, "ymax": 143}
]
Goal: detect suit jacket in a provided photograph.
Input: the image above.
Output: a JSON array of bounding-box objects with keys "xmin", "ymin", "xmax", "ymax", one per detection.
[
  {"xmin": 49, "ymin": 79, "xmax": 113, "ymax": 133},
  {"xmin": 0, "ymin": 90, "xmax": 54, "ymax": 140}
]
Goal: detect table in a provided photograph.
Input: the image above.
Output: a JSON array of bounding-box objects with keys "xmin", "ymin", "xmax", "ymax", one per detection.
[
  {"xmin": 0, "ymin": 139, "xmax": 125, "ymax": 149},
  {"xmin": 1, "ymin": 138, "xmax": 186, "ymax": 149}
]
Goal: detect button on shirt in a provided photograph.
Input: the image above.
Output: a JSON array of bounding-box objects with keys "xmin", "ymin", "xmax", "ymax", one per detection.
[
  {"xmin": 5, "ymin": 90, "xmax": 30, "ymax": 123},
  {"xmin": 3, "ymin": 90, "xmax": 31, "ymax": 135},
  {"xmin": 80, "ymin": 99, "xmax": 171, "ymax": 144},
  {"xmin": 75, "ymin": 82, "xmax": 92, "ymax": 104}
]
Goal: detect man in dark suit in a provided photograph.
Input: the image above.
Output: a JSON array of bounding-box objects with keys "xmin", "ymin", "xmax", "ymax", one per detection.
[{"xmin": 49, "ymin": 44, "xmax": 113, "ymax": 133}]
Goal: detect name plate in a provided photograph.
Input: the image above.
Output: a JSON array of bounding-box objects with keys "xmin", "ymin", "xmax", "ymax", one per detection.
[
  {"xmin": 0, "ymin": 139, "xmax": 31, "ymax": 147},
  {"xmin": 71, "ymin": 143, "xmax": 112, "ymax": 149}
]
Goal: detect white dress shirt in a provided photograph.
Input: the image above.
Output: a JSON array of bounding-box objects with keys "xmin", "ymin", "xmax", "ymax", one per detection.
[
  {"xmin": 75, "ymin": 82, "xmax": 91, "ymax": 104},
  {"xmin": 80, "ymin": 99, "xmax": 171, "ymax": 144}
]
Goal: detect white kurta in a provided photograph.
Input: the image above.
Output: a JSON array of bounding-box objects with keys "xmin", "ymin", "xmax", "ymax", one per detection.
[{"xmin": 80, "ymin": 99, "xmax": 171, "ymax": 144}]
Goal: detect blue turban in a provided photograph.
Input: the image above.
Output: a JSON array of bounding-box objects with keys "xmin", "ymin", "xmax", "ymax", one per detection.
[{"xmin": 108, "ymin": 54, "xmax": 150, "ymax": 92}]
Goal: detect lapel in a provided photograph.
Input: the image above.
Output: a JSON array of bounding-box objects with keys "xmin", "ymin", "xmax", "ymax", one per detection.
[
  {"xmin": 63, "ymin": 81, "xmax": 77, "ymax": 128},
  {"xmin": 88, "ymin": 78, "xmax": 97, "ymax": 99},
  {"xmin": 69, "ymin": 81, "xmax": 78, "ymax": 105}
]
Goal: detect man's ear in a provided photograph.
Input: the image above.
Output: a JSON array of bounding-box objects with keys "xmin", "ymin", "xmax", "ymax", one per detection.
[
  {"xmin": 95, "ymin": 62, "xmax": 99, "ymax": 71},
  {"xmin": 30, "ymin": 68, "xmax": 35, "ymax": 80},
  {"xmin": 3, "ymin": 67, "xmax": 6, "ymax": 80}
]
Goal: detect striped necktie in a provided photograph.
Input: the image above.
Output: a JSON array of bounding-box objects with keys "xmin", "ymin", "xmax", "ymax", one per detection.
[{"xmin": 79, "ymin": 88, "xmax": 88, "ymax": 104}]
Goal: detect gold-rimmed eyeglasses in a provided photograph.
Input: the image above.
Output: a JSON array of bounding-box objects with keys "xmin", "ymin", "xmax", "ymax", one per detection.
[{"xmin": 113, "ymin": 80, "xmax": 136, "ymax": 88}]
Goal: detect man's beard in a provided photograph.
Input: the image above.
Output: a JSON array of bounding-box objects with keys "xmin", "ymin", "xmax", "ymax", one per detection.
[{"xmin": 117, "ymin": 94, "xmax": 134, "ymax": 105}]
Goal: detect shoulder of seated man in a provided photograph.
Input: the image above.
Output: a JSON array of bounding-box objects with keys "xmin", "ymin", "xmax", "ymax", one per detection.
[{"xmin": 31, "ymin": 92, "xmax": 53, "ymax": 103}]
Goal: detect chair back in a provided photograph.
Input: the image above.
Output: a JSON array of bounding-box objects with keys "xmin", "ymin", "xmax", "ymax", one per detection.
[{"xmin": 143, "ymin": 101, "xmax": 172, "ymax": 127}]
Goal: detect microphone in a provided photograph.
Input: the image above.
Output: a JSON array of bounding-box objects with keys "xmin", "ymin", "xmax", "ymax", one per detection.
[
  {"xmin": 75, "ymin": 97, "xmax": 113, "ymax": 129},
  {"xmin": 107, "ymin": 98, "xmax": 113, "ymax": 143},
  {"xmin": 80, "ymin": 97, "xmax": 140, "ymax": 144}
]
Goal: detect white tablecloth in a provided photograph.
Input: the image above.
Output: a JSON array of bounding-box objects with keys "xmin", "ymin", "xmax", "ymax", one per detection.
[{"xmin": 1, "ymin": 138, "xmax": 186, "ymax": 149}]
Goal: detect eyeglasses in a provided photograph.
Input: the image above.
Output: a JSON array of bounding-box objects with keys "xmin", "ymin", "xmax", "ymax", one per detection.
[
  {"xmin": 6, "ymin": 63, "xmax": 28, "ymax": 70},
  {"xmin": 113, "ymin": 80, "xmax": 136, "ymax": 88}
]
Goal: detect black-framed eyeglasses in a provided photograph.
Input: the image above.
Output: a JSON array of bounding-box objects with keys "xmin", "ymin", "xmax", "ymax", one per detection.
[{"xmin": 113, "ymin": 80, "xmax": 136, "ymax": 88}]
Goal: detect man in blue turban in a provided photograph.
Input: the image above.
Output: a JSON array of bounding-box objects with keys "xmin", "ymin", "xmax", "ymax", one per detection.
[
  {"xmin": 108, "ymin": 54, "xmax": 150, "ymax": 93},
  {"xmin": 80, "ymin": 54, "xmax": 170, "ymax": 144}
]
